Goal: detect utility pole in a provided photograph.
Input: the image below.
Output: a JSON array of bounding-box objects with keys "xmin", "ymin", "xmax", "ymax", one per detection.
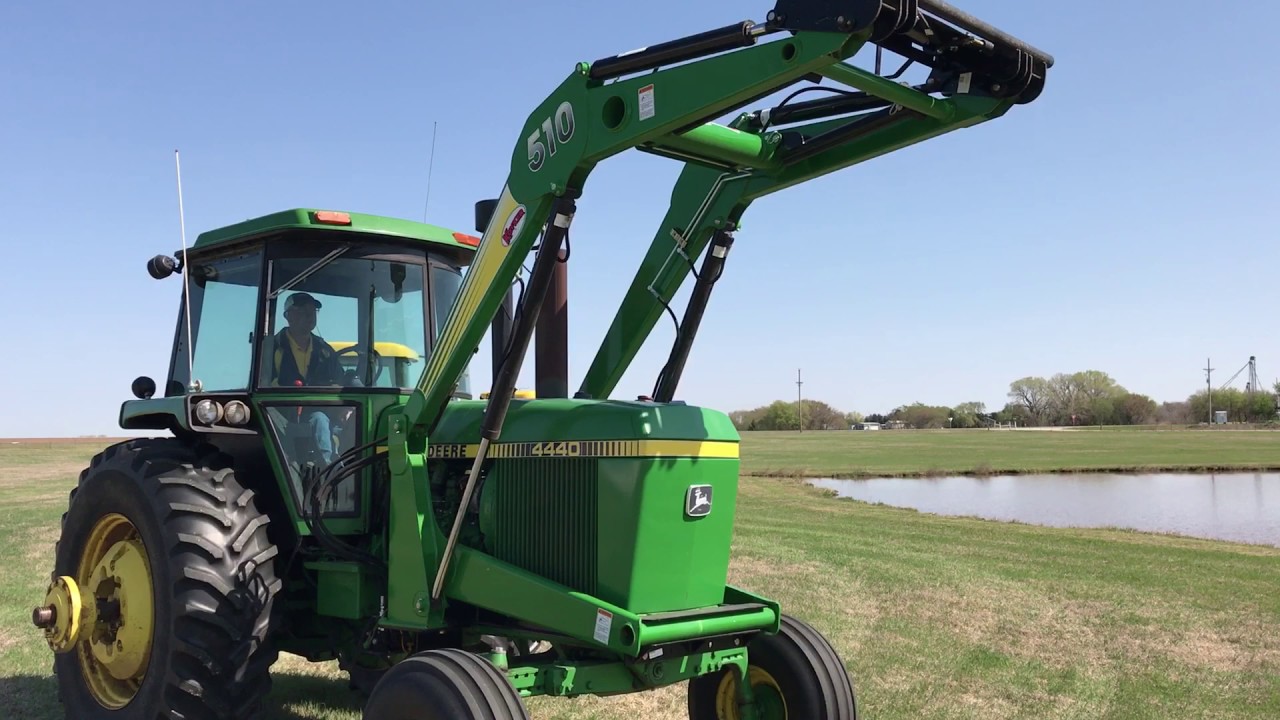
[
  {"xmin": 1204, "ymin": 357, "xmax": 1214, "ymax": 424},
  {"xmin": 796, "ymin": 369, "xmax": 804, "ymax": 433}
]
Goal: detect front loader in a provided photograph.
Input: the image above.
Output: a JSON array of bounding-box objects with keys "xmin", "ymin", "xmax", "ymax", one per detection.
[{"xmin": 32, "ymin": 1, "xmax": 1052, "ymax": 718}]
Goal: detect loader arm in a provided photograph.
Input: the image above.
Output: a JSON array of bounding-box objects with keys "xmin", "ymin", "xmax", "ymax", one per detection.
[
  {"xmin": 381, "ymin": 0, "xmax": 1052, "ymax": 609},
  {"xmin": 579, "ymin": 79, "xmax": 1021, "ymax": 401}
]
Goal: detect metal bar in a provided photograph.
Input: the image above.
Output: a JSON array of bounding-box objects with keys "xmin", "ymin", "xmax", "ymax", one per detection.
[
  {"xmin": 430, "ymin": 435, "xmax": 491, "ymax": 601},
  {"xmin": 652, "ymin": 122, "xmax": 781, "ymax": 171},
  {"xmin": 535, "ymin": 248, "xmax": 569, "ymax": 398},
  {"xmin": 490, "ymin": 288, "xmax": 513, "ymax": 384},
  {"xmin": 780, "ymin": 106, "xmax": 909, "ymax": 165},
  {"xmin": 817, "ymin": 62, "xmax": 954, "ymax": 120},
  {"xmin": 589, "ymin": 21, "xmax": 760, "ymax": 81},
  {"xmin": 919, "ymin": 0, "xmax": 1055, "ymax": 67},
  {"xmin": 653, "ymin": 228, "xmax": 735, "ymax": 402},
  {"xmin": 638, "ymin": 605, "xmax": 778, "ymax": 647},
  {"xmin": 749, "ymin": 91, "xmax": 894, "ymax": 129},
  {"xmin": 482, "ymin": 196, "xmax": 577, "ymax": 439}
]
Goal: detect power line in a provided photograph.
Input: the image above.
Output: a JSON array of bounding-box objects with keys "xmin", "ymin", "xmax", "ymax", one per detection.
[
  {"xmin": 796, "ymin": 368, "xmax": 803, "ymax": 433},
  {"xmin": 1204, "ymin": 357, "xmax": 1214, "ymax": 424}
]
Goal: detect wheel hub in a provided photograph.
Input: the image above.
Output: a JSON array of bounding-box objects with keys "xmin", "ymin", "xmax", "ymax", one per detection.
[
  {"xmin": 715, "ymin": 666, "xmax": 788, "ymax": 720},
  {"xmin": 34, "ymin": 575, "xmax": 88, "ymax": 653},
  {"xmin": 86, "ymin": 536, "xmax": 153, "ymax": 681},
  {"xmin": 52, "ymin": 513, "xmax": 155, "ymax": 709}
]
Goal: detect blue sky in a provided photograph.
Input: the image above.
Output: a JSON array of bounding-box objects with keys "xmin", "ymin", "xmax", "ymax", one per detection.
[{"xmin": 2, "ymin": 0, "xmax": 1277, "ymax": 436}]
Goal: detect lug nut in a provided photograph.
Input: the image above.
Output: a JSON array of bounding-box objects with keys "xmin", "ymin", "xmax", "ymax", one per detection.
[{"xmin": 32, "ymin": 606, "xmax": 56, "ymax": 628}]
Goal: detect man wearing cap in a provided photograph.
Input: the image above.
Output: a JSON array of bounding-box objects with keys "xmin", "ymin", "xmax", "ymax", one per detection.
[
  {"xmin": 271, "ymin": 292, "xmax": 343, "ymax": 388},
  {"xmin": 270, "ymin": 292, "xmax": 344, "ymax": 465}
]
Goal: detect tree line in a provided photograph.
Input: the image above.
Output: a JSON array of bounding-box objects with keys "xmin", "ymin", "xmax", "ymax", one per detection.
[
  {"xmin": 1005, "ymin": 370, "xmax": 1279, "ymax": 426},
  {"xmin": 728, "ymin": 370, "xmax": 1280, "ymax": 431}
]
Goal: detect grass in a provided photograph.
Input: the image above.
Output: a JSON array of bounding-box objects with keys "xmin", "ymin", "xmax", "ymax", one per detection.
[
  {"xmin": 739, "ymin": 427, "xmax": 1280, "ymax": 478},
  {"xmin": 2, "ymin": 438, "xmax": 1278, "ymax": 718}
]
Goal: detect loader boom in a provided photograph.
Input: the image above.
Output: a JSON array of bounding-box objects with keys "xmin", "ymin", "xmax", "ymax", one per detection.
[
  {"xmin": 384, "ymin": 0, "xmax": 1052, "ymax": 604},
  {"xmin": 403, "ymin": 0, "xmax": 1050, "ymax": 437}
]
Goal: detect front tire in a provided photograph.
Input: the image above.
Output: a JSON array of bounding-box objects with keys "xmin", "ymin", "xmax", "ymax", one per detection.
[
  {"xmin": 50, "ymin": 438, "xmax": 282, "ymax": 719},
  {"xmin": 361, "ymin": 649, "xmax": 530, "ymax": 720},
  {"xmin": 687, "ymin": 614, "xmax": 857, "ymax": 720}
]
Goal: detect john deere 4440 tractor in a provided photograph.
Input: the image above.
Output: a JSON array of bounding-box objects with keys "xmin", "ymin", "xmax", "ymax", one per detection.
[{"xmin": 32, "ymin": 1, "xmax": 1051, "ymax": 717}]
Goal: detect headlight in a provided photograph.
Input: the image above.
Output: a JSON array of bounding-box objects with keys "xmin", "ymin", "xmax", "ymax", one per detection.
[
  {"xmin": 223, "ymin": 400, "xmax": 251, "ymax": 426},
  {"xmin": 194, "ymin": 399, "xmax": 222, "ymax": 425}
]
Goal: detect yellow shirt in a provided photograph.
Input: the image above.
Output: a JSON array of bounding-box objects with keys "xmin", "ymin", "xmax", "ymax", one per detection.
[{"xmin": 285, "ymin": 332, "xmax": 313, "ymax": 379}]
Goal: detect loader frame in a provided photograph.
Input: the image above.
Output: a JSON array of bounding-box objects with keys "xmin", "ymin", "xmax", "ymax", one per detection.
[{"xmin": 378, "ymin": 0, "xmax": 1052, "ymax": 644}]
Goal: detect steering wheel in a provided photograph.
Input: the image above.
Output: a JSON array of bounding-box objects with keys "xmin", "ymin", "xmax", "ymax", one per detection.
[{"xmin": 334, "ymin": 343, "xmax": 383, "ymax": 386}]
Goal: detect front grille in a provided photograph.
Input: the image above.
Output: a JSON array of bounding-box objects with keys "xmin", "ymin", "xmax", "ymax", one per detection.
[{"xmin": 485, "ymin": 458, "xmax": 598, "ymax": 596}]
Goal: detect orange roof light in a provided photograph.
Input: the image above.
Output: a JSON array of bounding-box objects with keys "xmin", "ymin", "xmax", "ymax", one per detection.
[
  {"xmin": 313, "ymin": 210, "xmax": 352, "ymax": 225},
  {"xmin": 453, "ymin": 232, "xmax": 481, "ymax": 247}
]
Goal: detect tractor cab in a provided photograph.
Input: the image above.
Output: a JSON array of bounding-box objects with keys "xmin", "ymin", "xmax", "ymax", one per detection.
[
  {"xmin": 156, "ymin": 209, "xmax": 477, "ymax": 398},
  {"xmin": 133, "ymin": 208, "xmax": 482, "ymax": 518}
]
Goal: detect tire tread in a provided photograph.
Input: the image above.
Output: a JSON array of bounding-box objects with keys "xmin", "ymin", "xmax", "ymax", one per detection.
[
  {"xmin": 362, "ymin": 648, "xmax": 530, "ymax": 720},
  {"xmin": 50, "ymin": 437, "xmax": 280, "ymax": 720}
]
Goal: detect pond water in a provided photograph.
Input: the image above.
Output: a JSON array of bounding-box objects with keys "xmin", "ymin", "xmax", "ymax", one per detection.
[{"xmin": 808, "ymin": 472, "xmax": 1280, "ymax": 547}]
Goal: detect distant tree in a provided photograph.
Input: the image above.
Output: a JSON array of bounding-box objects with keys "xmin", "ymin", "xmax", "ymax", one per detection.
[
  {"xmin": 1115, "ymin": 393, "xmax": 1158, "ymax": 425},
  {"xmin": 865, "ymin": 413, "xmax": 889, "ymax": 424},
  {"xmin": 845, "ymin": 411, "xmax": 865, "ymax": 426},
  {"xmin": 994, "ymin": 403, "xmax": 1032, "ymax": 426},
  {"xmin": 1156, "ymin": 401, "xmax": 1193, "ymax": 425},
  {"xmin": 755, "ymin": 400, "xmax": 800, "ymax": 430},
  {"xmin": 890, "ymin": 402, "xmax": 951, "ymax": 429},
  {"xmin": 1248, "ymin": 391, "xmax": 1279, "ymax": 422},
  {"xmin": 801, "ymin": 400, "xmax": 848, "ymax": 430},
  {"xmin": 1007, "ymin": 376, "xmax": 1052, "ymax": 425},
  {"xmin": 1047, "ymin": 372, "xmax": 1084, "ymax": 424},
  {"xmin": 950, "ymin": 401, "xmax": 987, "ymax": 429},
  {"xmin": 1186, "ymin": 388, "xmax": 1278, "ymax": 424},
  {"xmin": 728, "ymin": 409, "xmax": 761, "ymax": 430}
]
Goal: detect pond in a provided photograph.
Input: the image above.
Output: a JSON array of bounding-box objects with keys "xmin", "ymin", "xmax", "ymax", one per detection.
[{"xmin": 808, "ymin": 472, "xmax": 1280, "ymax": 547}]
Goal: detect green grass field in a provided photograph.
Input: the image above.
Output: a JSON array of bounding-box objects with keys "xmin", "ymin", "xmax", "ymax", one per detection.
[
  {"xmin": 739, "ymin": 427, "xmax": 1280, "ymax": 478},
  {"xmin": 2, "ymin": 435, "xmax": 1277, "ymax": 719}
]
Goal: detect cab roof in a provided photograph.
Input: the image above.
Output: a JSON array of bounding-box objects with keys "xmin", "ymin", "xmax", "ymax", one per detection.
[{"xmin": 191, "ymin": 208, "xmax": 481, "ymax": 254}]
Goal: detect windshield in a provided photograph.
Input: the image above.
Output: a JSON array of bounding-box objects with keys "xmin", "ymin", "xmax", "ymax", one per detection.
[
  {"xmin": 169, "ymin": 249, "xmax": 264, "ymax": 394},
  {"xmin": 258, "ymin": 247, "xmax": 429, "ymax": 390},
  {"xmin": 432, "ymin": 263, "xmax": 471, "ymax": 398}
]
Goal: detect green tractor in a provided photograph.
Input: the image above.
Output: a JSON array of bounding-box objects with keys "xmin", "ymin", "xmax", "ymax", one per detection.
[{"xmin": 32, "ymin": 1, "xmax": 1051, "ymax": 718}]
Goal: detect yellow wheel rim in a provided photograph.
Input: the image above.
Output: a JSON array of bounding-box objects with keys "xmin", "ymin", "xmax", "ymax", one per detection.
[
  {"xmin": 715, "ymin": 666, "xmax": 788, "ymax": 720},
  {"xmin": 75, "ymin": 513, "xmax": 154, "ymax": 709}
]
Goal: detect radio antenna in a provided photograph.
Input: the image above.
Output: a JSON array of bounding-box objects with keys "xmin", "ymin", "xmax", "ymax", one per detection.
[
  {"xmin": 422, "ymin": 121, "xmax": 438, "ymax": 222},
  {"xmin": 174, "ymin": 149, "xmax": 198, "ymax": 391}
]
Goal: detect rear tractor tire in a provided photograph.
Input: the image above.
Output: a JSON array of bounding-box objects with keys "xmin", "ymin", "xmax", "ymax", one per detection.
[
  {"xmin": 40, "ymin": 438, "xmax": 282, "ymax": 720},
  {"xmin": 687, "ymin": 614, "xmax": 857, "ymax": 720},
  {"xmin": 361, "ymin": 649, "xmax": 530, "ymax": 720}
]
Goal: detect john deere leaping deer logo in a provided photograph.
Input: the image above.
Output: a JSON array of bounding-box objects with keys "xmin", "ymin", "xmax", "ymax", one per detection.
[{"xmin": 685, "ymin": 484, "xmax": 713, "ymax": 518}]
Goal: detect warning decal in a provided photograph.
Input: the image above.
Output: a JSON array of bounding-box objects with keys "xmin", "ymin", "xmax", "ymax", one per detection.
[
  {"xmin": 638, "ymin": 84, "xmax": 655, "ymax": 121},
  {"xmin": 594, "ymin": 609, "xmax": 613, "ymax": 644}
]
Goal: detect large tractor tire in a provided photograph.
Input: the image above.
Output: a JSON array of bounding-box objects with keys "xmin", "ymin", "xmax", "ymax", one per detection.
[
  {"xmin": 687, "ymin": 614, "xmax": 857, "ymax": 720},
  {"xmin": 40, "ymin": 438, "xmax": 282, "ymax": 719},
  {"xmin": 361, "ymin": 649, "xmax": 530, "ymax": 720}
]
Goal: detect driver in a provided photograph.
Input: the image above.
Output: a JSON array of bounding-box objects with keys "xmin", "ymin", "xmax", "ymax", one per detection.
[
  {"xmin": 270, "ymin": 292, "xmax": 344, "ymax": 464},
  {"xmin": 271, "ymin": 292, "xmax": 342, "ymax": 387}
]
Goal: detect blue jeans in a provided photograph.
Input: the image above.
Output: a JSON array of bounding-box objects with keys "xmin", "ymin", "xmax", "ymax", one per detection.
[{"xmin": 305, "ymin": 410, "xmax": 335, "ymax": 465}]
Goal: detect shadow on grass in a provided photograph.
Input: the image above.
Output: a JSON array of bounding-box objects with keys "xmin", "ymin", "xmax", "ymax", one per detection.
[
  {"xmin": 0, "ymin": 673, "xmax": 363, "ymax": 720},
  {"xmin": 266, "ymin": 671, "xmax": 365, "ymax": 719},
  {"xmin": 1, "ymin": 674, "xmax": 60, "ymax": 720}
]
